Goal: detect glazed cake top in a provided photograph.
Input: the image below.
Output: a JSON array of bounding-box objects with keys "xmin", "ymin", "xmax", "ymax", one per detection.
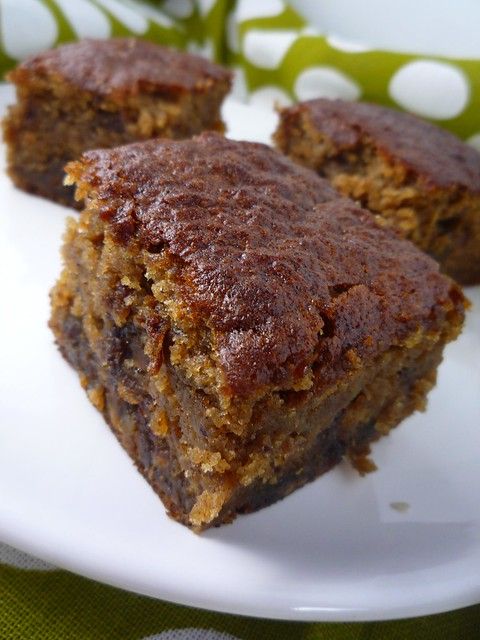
[
  {"xmin": 68, "ymin": 133, "xmax": 464, "ymax": 398},
  {"xmin": 281, "ymin": 98, "xmax": 480, "ymax": 192},
  {"xmin": 10, "ymin": 38, "xmax": 231, "ymax": 98}
]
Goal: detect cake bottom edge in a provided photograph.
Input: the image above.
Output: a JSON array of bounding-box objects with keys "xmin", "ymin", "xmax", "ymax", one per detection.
[{"xmin": 49, "ymin": 303, "xmax": 445, "ymax": 532}]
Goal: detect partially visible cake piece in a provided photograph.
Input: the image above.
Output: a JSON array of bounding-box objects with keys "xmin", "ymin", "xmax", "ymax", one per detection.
[
  {"xmin": 274, "ymin": 99, "xmax": 480, "ymax": 284},
  {"xmin": 2, "ymin": 38, "xmax": 231, "ymax": 207},
  {"xmin": 50, "ymin": 133, "xmax": 466, "ymax": 531}
]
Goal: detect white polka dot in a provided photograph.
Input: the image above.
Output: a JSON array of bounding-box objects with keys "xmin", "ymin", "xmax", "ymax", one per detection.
[
  {"xmin": 95, "ymin": 0, "xmax": 148, "ymax": 33},
  {"xmin": 467, "ymin": 133, "xmax": 480, "ymax": 152},
  {"xmin": 230, "ymin": 66, "xmax": 249, "ymax": 102},
  {"xmin": 162, "ymin": 0, "xmax": 193, "ymax": 19},
  {"xmin": 294, "ymin": 66, "xmax": 361, "ymax": 101},
  {"xmin": 121, "ymin": 0, "xmax": 173, "ymax": 28},
  {"xmin": 249, "ymin": 86, "xmax": 292, "ymax": 110},
  {"xmin": 197, "ymin": 0, "xmax": 216, "ymax": 16},
  {"xmin": 243, "ymin": 29, "xmax": 298, "ymax": 69},
  {"xmin": 141, "ymin": 630, "xmax": 240, "ymax": 640},
  {"xmin": 389, "ymin": 60, "xmax": 470, "ymax": 120},
  {"xmin": 187, "ymin": 39, "xmax": 214, "ymax": 60},
  {"xmin": 1, "ymin": 0, "xmax": 57, "ymax": 59},
  {"xmin": 54, "ymin": 0, "xmax": 110, "ymax": 38},
  {"xmin": 300, "ymin": 26, "xmax": 322, "ymax": 37},
  {"xmin": 237, "ymin": 0, "xmax": 284, "ymax": 22},
  {"xmin": 0, "ymin": 543, "xmax": 56, "ymax": 571},
  {"xmin": 327, "ymin": 34, "xmax": 372, "ymax": 53}
]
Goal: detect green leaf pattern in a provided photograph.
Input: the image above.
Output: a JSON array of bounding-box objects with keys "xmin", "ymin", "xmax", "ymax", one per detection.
[{"xmin": 0, "ymin": 0, "xmax": 479, "ymax": 144}]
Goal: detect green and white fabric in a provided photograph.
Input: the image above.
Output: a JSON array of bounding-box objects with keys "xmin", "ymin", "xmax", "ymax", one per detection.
[
  {"xmin": 0, "ymin": 0, "xmax": 479, "ymax": 145},
  {"xmin": 1, "ymin": 1, "xmax": 480, "ymax": 637},
  {"xmin": 2, "ymin": 542, "xmax": 480, "ymax": 639}
]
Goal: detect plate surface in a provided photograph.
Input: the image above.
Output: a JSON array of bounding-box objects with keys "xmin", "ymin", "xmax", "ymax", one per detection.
[{"xmin": 0, "ymin": 84, "xmax": 479, "ymax": 622}]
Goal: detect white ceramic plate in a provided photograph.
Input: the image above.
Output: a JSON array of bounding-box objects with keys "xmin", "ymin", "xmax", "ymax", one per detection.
[{"xmin": 0, "ymin": 84, "xmax": 479, "ymax": 622}]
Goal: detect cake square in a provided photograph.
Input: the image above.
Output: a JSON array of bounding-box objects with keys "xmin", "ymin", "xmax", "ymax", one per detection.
[
  {"xmin": 49, "ymin": 133, "xmax": 466, "ymax": 530},
  {"xmin": 274, "ymin": 98, "xmax": 480, "ymax": 284},
  {"xmin": 2, "ymin": 38, "xmax": 231, "ymax": 207}
]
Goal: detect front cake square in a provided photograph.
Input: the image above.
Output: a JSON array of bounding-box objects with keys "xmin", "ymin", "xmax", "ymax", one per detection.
[{"xmin": 49, "ymin": 133, "xmax": 466, "ymax": 530}]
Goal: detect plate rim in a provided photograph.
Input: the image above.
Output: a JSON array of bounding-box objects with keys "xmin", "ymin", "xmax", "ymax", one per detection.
[
  {"xmin": 1, "ymin": 89, "xmax": 479, "ymax": 623},
  {"xmin": 2, "ymin": 513, "xmax": 480, "ymax": 622}
]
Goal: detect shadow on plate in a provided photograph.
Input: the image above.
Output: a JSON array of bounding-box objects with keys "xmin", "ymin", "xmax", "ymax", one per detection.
[{"xmin": 204, "ymin": 463, "xmax": 475, "ymax": 583}]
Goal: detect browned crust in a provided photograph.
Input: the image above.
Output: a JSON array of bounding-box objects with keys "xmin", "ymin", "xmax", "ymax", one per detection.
[
  {"xmin": 67, "ymin": 133, "xmax": 466, "ymax": 399},
  {"xmin": 7, "ymin": 38, "xmax": 232, "ymax": 100},
  {"xmin": 276, "ymin": 99, "xmax": 480, "ymax": 193}
]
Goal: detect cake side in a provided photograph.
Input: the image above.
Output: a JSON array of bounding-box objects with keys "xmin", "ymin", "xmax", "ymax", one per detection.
[
  {"xmin": 50, "ymin": 292, "xmax": 451, "ymax": 528},
  {"xmin": 50, "ymin": 135, "xmax": 466, "ymax": 529},
  {"xmin": 2, "ymin": 38, "xmax": 232, "ymax": 207},
  {"xmin": 274, "ymin": 99, "xmax": 480, "ymax": 284}
]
